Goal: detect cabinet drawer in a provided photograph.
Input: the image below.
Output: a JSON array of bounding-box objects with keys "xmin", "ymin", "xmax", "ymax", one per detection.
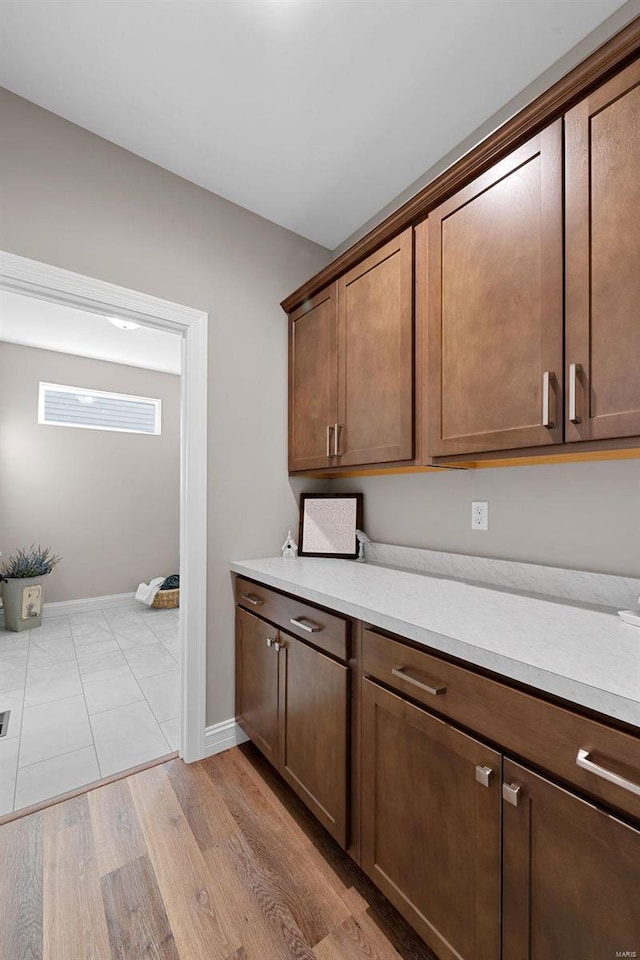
[
  {"xmin": 235, "ymin": 577, "xmax": 349, "ymax": 661},
  {"xmin": 362, "ymin": 627, "xmax": 640, "ymax": 821}
]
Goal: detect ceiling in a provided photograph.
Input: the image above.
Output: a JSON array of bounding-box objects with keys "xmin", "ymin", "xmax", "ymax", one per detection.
[
  {"xmin": 0, "ymin": 0, "xmax": 631, "ymax": 249},
  {"xmin": 0, "ymin": 291, "xmax": 182, "ymax": 374}
]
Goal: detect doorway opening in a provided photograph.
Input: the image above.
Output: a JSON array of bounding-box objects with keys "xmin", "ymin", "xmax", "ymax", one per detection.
[{"xmin": 0, "ymin": 251, "xmax": 207, "ymax": 820}]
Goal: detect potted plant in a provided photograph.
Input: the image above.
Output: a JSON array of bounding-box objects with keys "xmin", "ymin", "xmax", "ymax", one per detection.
[{"xmin": 0, "ymin": 545, "xmax": 62, "ymax": 632}]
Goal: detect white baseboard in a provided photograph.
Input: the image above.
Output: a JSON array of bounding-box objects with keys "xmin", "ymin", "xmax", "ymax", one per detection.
[
  {"xmin": 204, "ymin": 718, "xmax": 249, "ymax": 757},
  {"xmin": 0, "ymin": 591, "xmax": 136, "ymax": 627}
]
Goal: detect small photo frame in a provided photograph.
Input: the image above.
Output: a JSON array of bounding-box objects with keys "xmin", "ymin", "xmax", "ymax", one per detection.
[{"xmin": 299, "ymin": 493, "xmax": 363, "ymax": 559}]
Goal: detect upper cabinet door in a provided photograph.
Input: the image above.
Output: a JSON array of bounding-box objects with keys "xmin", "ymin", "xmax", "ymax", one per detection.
[
  {"xmin": 565, "ymin": 60, "xmax": 640, "ymax": 442},
  {"xmin": 427, "ymin": 123, "xmax": 564, "ymax": 456},
  {"xmin": 336, "ymin": 229, "xmax": 414, "ymax": 467},
  {"xmin": 288, "ymin": 284, "xmax": 338, "ymax": 472}
]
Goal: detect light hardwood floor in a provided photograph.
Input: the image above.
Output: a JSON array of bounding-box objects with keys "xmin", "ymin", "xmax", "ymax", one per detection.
[{"xmin": 0, "ymin": 742, "xmax": 437, "ymax": 960}]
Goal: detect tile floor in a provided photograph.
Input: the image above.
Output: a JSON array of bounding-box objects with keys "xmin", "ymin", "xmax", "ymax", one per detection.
[{"xmin": 0, "ymin": 602, "xmax": 179, "ymax": 815}]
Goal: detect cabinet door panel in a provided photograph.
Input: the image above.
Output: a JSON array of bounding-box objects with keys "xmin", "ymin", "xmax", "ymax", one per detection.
[
  {"xmin": 289, "ymin": 285, "xmax": 338, "ymax": 472},
  {"xmin": 361, "ymin": 679, "xmax": 501, "ymax": 960},
  {"xmin": 428, "ymin": 122, "xmax": 563, "ymax": 455},
  {"xmin": 279, "ymin": 634, "xmax": 348, "ymax": 847},
  {"xmin": 337, "ymin": 229, "xmax": 414, "ymax": 466},
  {"xmin": 503, "ymin": 759, "xmax": 640, "ymax": 960},
  {"xmin": 566, "ymin": 59, "xmax": 640, "ymax": 441},
  {"xmin": 235, "ymin": 610, "xmax": 279, "ymax": 763}
]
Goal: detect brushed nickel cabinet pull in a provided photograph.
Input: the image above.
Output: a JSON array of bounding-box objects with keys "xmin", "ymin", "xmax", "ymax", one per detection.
[
  {"xmin": 274, "ymin": 639, "xmax": 285, "ymax": 652},
  {"xmin": 569, "ymin": 363, "xmax": 582, "ymax": 424},
  {"xmin": 242, "ymin": 593, "xmax": 263, "ymax": 607},
  {"xmin": 334, "ymin": 423, "xmax": 342, "ymax": 457},
  {"xmin": 502, "ymin": 782, "xmax": 521, "ymax": 806},
  {"xmin": 391, "ymin": 666, "xmax": 446, "ymax": 696},
  {"xmin": 266, "ymin": 636, "xmax": 276, "ymax": 648},
  {"xmin": 475, "ymin": 765, "xmax": 493, "ymax": 787},
  {"xmin": 289, "ymin": 616, "xmax": 321, "ymax": 633},
  {"xmin": 576, "ymin": 749, "xmax": 640, "ymax": 797},
  {"xmin": 326, "ymin": 424, "xmax": 334, "ymax": 457},
  {"xmin": 542, "ymin": 371, "xmax": 555, "ymax": 428}
]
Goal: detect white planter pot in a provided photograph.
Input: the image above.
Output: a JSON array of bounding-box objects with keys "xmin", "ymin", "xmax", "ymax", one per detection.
[{"xmin": 1, "ymin": 576, "xmax": 45, "ymax": 631}]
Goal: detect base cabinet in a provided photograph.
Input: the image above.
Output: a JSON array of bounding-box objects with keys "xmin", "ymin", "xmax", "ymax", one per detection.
[
  {"xmin": 236, "ymin": 607, "xmax": 349, "ymax": 848},
  {"xmin": 360, "ymin": 679, "xmax": 501, "ymax": 960},
  {"xmin": 502, "ymin": 759, "xmax": 640, "ymax": 960}
]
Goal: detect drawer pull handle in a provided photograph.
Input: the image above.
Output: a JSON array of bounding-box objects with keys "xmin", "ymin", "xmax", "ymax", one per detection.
[
  {"xmin": 391, "ymin": 666, "xmax": 446, "ymax": 696},
  {"xmin": 502, "ymin": 783, "xmax": 521, "ymax": 807},
  {"xmin": 241, "ymin": 594, "xmax": 263, "ymax": 607},
  {"xmin": 576, "ymin": 749, "xmax": 640, "ymax": 797},
  {"xmin": 289, "ymin": 617, "xmax": 321, "ymax": 633},
  {"xmin": 475, "ymin": 765, "xmax": 493, "ymax": 788}
]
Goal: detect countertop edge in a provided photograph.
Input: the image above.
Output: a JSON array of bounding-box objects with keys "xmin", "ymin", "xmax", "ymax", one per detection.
[{"xmin": 230, "ymin": 560, "xmax": 640, "ymax": 730}]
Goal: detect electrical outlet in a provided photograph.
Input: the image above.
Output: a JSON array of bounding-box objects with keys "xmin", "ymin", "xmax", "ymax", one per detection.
[{"xmin": 471, "ymin": 501, "xmax": 488, "ymax": 531}]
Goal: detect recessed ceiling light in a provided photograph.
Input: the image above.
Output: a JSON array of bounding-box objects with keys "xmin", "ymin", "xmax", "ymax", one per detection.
[{"xmin": 108, "ymin": 317, "xmax": 140, "ymax": 331}]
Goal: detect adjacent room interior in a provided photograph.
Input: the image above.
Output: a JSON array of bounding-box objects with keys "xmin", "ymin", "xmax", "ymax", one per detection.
[{"xmin": 0, "ymin": 291, "xmax": 181, "ymax": 815}]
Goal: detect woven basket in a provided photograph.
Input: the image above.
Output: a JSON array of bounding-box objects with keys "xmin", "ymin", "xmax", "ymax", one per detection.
[{"xmin": 153, "ymin": 588, "xmax": 180, "ymax": 609}]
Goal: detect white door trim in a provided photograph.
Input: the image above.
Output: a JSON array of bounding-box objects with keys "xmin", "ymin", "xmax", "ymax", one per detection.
[{"xmin": 0, "ymin": 250, "xmax": 208, "ymax": 762}]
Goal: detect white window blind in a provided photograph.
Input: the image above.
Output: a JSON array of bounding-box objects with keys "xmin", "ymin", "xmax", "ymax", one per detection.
[{"xmin": 38, "ymin": 382, "xmax": 161, "ymax": 435}]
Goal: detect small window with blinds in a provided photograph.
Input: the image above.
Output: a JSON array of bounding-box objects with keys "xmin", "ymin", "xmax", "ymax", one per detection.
[{"xmin": 38, "ymin": 382, "xmax": 161, "ymax": 435}]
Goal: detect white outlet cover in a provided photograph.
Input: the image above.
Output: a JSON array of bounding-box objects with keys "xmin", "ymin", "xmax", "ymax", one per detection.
[{"xmin": 471, "ymin": 501, "xmax": 489, "ymax": 531}]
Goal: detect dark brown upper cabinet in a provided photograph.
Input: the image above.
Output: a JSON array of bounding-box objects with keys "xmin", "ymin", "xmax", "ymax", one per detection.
[
  {"xmin": 288, "ymin": 284, "xmax": 339, "ymax": 472},
  {"xmin": 335, "ymin": 229, "xmax": 414, "ymax": 467},
  {"xmin": 288, "ymin": 229, "xmax": 414, "ymax": 473},
  {"xmin": 565, "ymin": 58, "xmax": 640, "ymax": 443},
  {"xmin": 427, "ymin": 122, "xmax": 564, "ymax": 457}
]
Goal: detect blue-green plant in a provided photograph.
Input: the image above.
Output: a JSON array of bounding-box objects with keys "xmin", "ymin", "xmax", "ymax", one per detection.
[{"xmin": 0, "ymin": 545, "xmax": 62, "ymax": 580}]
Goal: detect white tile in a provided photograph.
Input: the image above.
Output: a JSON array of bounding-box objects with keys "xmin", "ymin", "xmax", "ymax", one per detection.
[
  {"xmin": 138, "ymin": 670, "xmax": 179, "ymax": 722},
  {"xmin": 76, "ymin": 647, "xmax": 128, "ymax": 676},
  {"xmin": 160, "ymin": 718, "xmax": 179, "ymax": 751},
  {"xmin": 75, "ymin": 637, "xmax": 121, "ymax": 659},
  {"xmin": 103, "ymin": 609, "xmax": 146, "ymax": 627},
  {"xmin": 0, "ymin": 634, "xmax": 30, "ymax": 662},
  {"xmin": 14, "ymin": 746, "xmax": 100, "ymax": 811},
  {"xmin": 0, "ymin": 660, "xmax": 27, "ymax": 694},
  {"xmin": 34, "ymin": 618, "xmax": 72, "ymax": 639},
  {"xmin": 70, "ymin": 623, "xmax": 114, "ymax": 644},
  {"xmin": 91, "ymin": 700, "xmax": 171, "ymax": 776},
  {"xmin": 124, "ymin": 642, "xmax": 177, "ymax": 679},
  {"xmin": 112, "ymin": 625, "xmax": 159, "ymax": 650},
  {"xmin": 24, "ymin": 661, "xmax": 83, "ymax": 708},
  {"xmin": 83, "ymin": 667, "xmax": 144, "ymax": 715},
  {"xmin": 28, "ymin": 638, "xmax": 76, "ymax": 668},
  {"xmin": 159, "ymin": 633, "xmax": 180, "ymax": 658},
  {"xmin": 0, "ymin": 737, "xmax": 19, "ymax": 815},
  {"xmin": 19, "ymin": 695, "xmax": 93, "ymax": 767},
  {"xmin": 0, "ymin": 687, "xmax": 25, "ymax": 739},
  {"xmin": 69, "ymin": 611, "xmax": 107, "ymax": 626}
]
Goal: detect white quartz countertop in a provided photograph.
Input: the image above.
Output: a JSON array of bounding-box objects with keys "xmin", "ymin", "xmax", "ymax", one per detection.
[{"xmin": 230, "ymin": 556, "xmax": 640, "ymax": 728}]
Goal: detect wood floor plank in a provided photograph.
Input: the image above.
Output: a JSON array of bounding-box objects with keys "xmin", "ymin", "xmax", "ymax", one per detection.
[
  {"xmin": 0, "ymin": 811, "xmax": 44, "ymax": 960},
  {"xmin": 205, "ymin": 833, "xmax": 316, "ymax": 960},
  {"xmin": 45, "ymin": 793, "xmax": 90, "ymax": 833},
  {"xmin": 128, "ymin": 763, "xmax": 240, "ymax": 960},
  {"xmin": 42, "ymin": 806, "xmax": 111, "ymax": 960},
  {"xmin": 206, "ymin": 749, "xmax": 354, "ymax": 948},
  {"xmin": 313, "ymin": 912, "xmax": 405, "ymax": 960},
  {"xmin": 101, "ymin": 854, "xmax": 180, "ymax": 960},
  {"xmin": 165, "ymin": 757, "xmax": 239, "ymax": 851},
  {"xmin": 88, "ymin": 777, "xmax": 146, "ymax": 877}
]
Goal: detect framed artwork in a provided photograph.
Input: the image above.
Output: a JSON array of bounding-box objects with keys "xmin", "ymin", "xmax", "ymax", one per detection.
[{"xmin": 299, "ymin": 493, "xmax": 363, "ymax": 559}]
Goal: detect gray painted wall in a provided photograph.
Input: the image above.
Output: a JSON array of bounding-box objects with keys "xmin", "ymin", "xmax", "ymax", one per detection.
[
  {"xmin": 0, "ymin": 87, "xmax": 331, "ymax": 726},
  {"xmin": 0, "ymin": 342, "xmax": 181, "ymax": 602},
  {"xmin": 333, "ymin": 459, "xmax": 640, "ymax": 578}
]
